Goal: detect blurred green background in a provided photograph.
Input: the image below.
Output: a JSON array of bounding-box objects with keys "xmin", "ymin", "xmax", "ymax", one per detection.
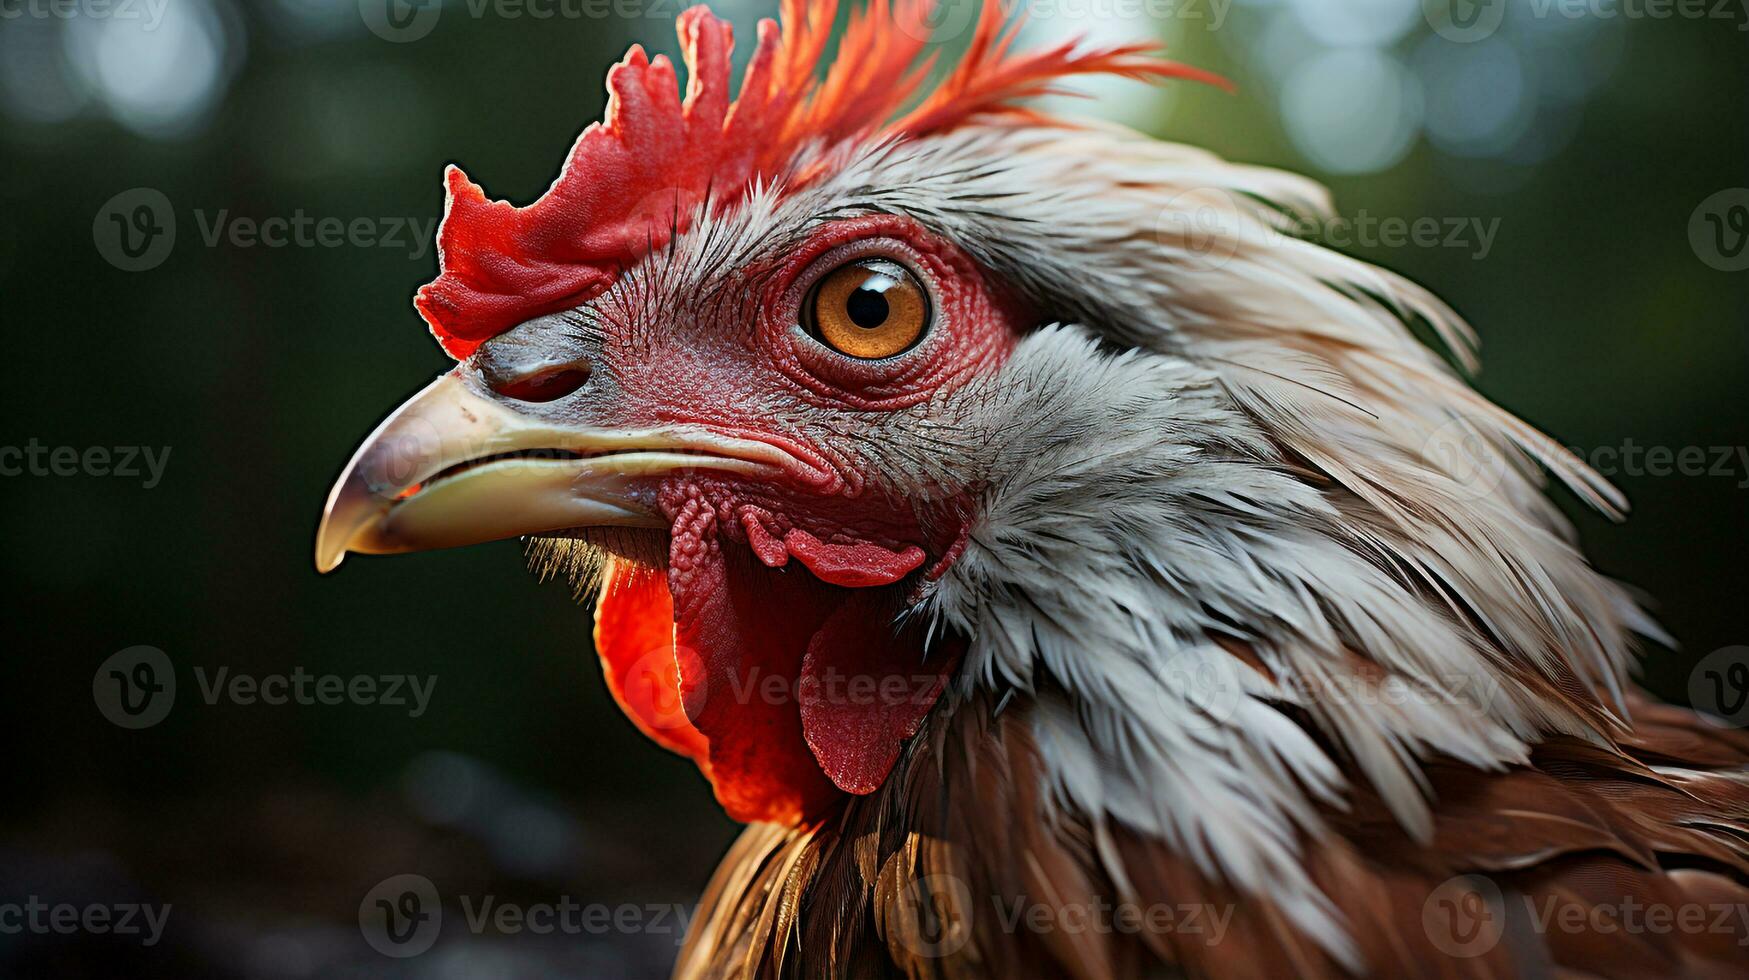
[{"xmin": 1, "ymin": 0, "xmax": 1745, "ymax": 975}]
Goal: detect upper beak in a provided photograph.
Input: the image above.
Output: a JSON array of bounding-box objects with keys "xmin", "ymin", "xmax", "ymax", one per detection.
[{"xmin": 314, "ymin": 372, "xmax": 779, "ymax": 573}]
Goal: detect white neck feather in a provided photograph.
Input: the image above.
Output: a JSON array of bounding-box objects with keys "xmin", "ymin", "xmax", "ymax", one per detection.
[{"xmin": 853, "ymin": 126, "xmax": 1655, "ymax": 960}]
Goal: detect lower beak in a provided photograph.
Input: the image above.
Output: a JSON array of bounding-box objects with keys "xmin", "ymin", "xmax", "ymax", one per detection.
[{"xmin": 314, "ymin": 373, "xmax": 774, "ymax": 573}]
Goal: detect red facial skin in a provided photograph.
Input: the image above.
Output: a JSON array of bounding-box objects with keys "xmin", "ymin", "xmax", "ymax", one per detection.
[{"xmin": 591, "ymin": 216, "xmax": 1028, "ymax": 824}]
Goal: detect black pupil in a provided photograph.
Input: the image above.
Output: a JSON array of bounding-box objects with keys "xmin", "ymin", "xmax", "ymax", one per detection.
[{"xmin": 845, "ymin": 282, "xmax": 889, "ymax": 329}]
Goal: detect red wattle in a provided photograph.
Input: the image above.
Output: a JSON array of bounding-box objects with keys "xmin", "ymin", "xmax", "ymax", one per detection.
[
  {"xmin": 666, "ymin": 492, "xmax": 842, "ymax": 824},
  {"xmin": 592, "ymin": 486, "xmax": 960, "ymax": 825},
  {"xmin": 799, "ymin": 590, "xmax": 960, "ymax": 794},
  {"xmin": 783, "ymin": 529, "xmax": 925, "ymax": 588}
]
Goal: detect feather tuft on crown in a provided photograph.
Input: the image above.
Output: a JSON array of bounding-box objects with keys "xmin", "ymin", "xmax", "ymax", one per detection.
[{"xmin": 415, "ymin": 0, "xmax": 1225, "ymax": 358}]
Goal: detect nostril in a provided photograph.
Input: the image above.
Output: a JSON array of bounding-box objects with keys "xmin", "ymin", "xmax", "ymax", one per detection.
[{"xmin": 491, "ymin": 363, "xmax": 592, "ymax": 403}]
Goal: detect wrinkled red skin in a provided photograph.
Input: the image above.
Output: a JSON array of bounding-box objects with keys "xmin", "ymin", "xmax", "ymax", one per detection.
[{"xmin": 592, "ymin": 217, "xmax": 1023, "ymax": 826}]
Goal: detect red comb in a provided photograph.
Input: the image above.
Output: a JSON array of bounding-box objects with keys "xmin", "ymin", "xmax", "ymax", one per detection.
[{"xmin": 415, "ymin": 0, "xmax": 1225, "ymax": 359}]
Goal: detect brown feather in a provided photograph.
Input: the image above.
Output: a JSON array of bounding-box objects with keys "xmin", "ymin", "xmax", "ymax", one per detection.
[{"xmin": 675, "ymin": 688, "xmax": 1749, "ymax": 979}]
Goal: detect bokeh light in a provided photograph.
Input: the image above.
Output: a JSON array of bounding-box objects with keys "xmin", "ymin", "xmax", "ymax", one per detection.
[
  {"xmin": 1282, "ymin": 48, "xmax": 1422, "ymax": 174},
  {"xmin": 1286, "ymin": 0, "xmax": 1420, "ymax": 49},
  {"xmin": 61, "ymin": 0, "xmax": 241, "ymax": 138},
  {"xmin": 0, "ymin": 22, "xmax": 89, "ymax": 126},
  {"xmin": 1018, "ymin": 5, "xmax": 1186, "ymax": 129},
  {"xmin": 1415, "ymin": 35, "xmax": 1532, "ymax": 159}
]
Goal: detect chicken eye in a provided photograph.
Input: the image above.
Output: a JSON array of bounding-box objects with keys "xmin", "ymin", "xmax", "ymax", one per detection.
[{"xmin": 804, "ymin": 259, "xmax": 930, "ymax": 359}]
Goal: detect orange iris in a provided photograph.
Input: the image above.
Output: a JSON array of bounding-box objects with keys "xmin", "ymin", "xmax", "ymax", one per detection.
[{"xmin": 807, "ymin": 260, "xmax": 930, "ymax": 359}]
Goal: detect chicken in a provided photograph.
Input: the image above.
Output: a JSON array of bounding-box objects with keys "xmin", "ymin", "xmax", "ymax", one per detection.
[{"xmin": 313, "ymin": 2, "xmax": 1749, "ymax": 976}]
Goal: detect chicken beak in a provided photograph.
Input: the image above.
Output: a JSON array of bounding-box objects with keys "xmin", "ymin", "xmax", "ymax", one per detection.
[{"xmin": 313, "ymin": 372, "xmax": 772, "ymax": 573}]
